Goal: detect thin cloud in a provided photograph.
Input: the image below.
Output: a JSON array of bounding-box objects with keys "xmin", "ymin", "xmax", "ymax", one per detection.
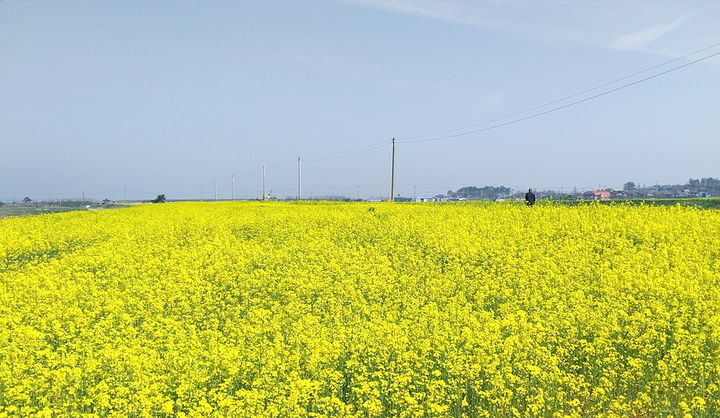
[
  {"xmin": 339, "ymin": 0, "xmax": 578, "ymax": 41},
  {"xmin": 338, "ymin": 0, "xmax": 717, "ymax": 57},
  {"xmin": 341, "ymin": 0, "xmax": 479, "ymax": 24},
  {"xmin": 611, "ymin": 16, "xmax": 689, "ymax": 51}
]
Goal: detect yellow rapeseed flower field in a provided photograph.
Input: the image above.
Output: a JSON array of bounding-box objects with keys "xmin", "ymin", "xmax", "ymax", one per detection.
[{"xmin": 1, "ymin": 201, "xmax": 719, "ymax": 416}]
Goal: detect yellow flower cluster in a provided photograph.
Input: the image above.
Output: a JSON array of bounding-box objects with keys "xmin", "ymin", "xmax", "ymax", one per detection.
[{"xmin": 1, "ymin": 202, "xmax": 719, "ymax": 416}]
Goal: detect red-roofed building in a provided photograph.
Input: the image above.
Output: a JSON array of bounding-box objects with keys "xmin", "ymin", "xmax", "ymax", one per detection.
[{"xmin": 589, "ymin": 190, "xmax": 610, "ymax": 200}]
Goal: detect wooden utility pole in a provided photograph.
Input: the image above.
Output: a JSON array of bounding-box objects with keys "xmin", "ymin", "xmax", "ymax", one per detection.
[
  {"xmin": 390, "ymin": 137, "xmax": 396, "ymax": 202},
  {"xmin": 262, "ymin": 166, "xmax": 266, "ymax": 200},
  {"xmin": 297, "ymin": 157, "xmax": 302, "ymax": 201},
  {"xmin": 231, "ymin": 175, "xmax": 235, "ymax": 201}
]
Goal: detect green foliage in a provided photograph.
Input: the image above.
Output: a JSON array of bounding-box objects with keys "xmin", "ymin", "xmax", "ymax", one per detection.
[{"xmin": 151, "ymin": 194, "xmax": 166, "ymax": 204}]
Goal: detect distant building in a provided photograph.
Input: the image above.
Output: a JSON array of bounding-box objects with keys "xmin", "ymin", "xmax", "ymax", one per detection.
[{"xmin": 584, "ymin": 190, "xmax": 610, "ymax": 200}]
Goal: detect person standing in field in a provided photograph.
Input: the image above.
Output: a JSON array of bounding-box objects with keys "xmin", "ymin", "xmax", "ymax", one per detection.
[{"xmin": 525, "ymin": 188, "xmax": 536, "ymax": 206}]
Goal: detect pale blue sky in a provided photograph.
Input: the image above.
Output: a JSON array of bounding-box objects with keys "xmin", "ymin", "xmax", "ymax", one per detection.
[{"xmin": 1, "ymin": 0, "xmax": 719, "ymax": 200}]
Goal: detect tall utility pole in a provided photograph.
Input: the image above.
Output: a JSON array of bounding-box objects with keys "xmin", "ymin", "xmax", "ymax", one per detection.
[
  {"xmin": 200, "ymin": 184, "xmax": 203, "ymax": 202},
  {"xmin": 231, "ymin": 175, "xmax": 235, "ymax": 201},
  {"xmin": 390, "ymin": 137, "xmax": 396, "ymax": 202},
  {"xmin": 123, "ymin": 188, "xmax": 127, "ymax": 202},
  {"xmin": 82, "ymin": 191, "xmax": 85, "ymax": 205},
  {"xmin": 357, "ymin": 185, "xmax": 361, "ymax": 201},
  {"xmin": 262, "ymin": 166, "xmax": 266, "ymax": 200},
  {"xmin": 413, "ymin": 185, "xmax": 416, "ymax": 201},
  {"xmin": 214, "ymin": 178, "xmax": 218, "ymax": 202},
  {"xmin": 297, "ymin": 157, "xmax": 302, "ymax": 201}
]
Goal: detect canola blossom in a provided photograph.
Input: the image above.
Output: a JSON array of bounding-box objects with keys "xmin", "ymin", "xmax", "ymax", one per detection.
[{"xmin": 0, "ymin": 201, "xmax": 719, "ymax": 416}]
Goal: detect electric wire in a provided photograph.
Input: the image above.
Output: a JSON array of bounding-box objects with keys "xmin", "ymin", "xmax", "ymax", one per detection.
[
  {"xmin": 304, "ymin": 141, "xmax": 390, "ymax": 162},
  {"xmin": 398, "ymin": 40, "xmax": 720, "ymax": 141},
  {"xmin": 399, "ymin": 50, "xmax": 720, "ymax": 144}
]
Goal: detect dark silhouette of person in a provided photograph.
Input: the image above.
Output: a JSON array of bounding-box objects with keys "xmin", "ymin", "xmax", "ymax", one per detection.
[{"xmin": 525, "ymin": 188, "xmax": 536, "ymax": 206}]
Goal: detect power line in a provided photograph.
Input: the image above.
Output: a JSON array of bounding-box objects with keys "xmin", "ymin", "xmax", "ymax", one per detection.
[
  {"xmin": 304, "ymin": 141, "xmax": 390, "ymax": 162},
  {"xmin": 213, "ymin": 42, "xmax": 719, "ymax": 198},
  {"xmin": 399, "ymin": 49, "xmax": 720, "ymax": 144},
  {"xmin": 20, "ymin": 41, "xmax": 715, "ymax": 201},
  {"xmin": 398, "ymin": 40, "xmax": 720, "ymax": 141},
  {"xmin": 249, "ymin": 141, "xmax": 390, "ymax": 191}
]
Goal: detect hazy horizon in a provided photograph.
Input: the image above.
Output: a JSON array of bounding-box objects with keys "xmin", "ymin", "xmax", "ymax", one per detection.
[{"xmin": 2, "ymin": 0, "xmax": 719, "ymax": 201}]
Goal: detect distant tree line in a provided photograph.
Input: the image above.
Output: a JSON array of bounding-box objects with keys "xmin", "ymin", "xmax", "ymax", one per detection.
[
  {"xmin": 442, "ymin": 177, "xmax": 719, "ymax": 202},
  {"xmin": 619, "ymin": 177, "xmax": 719, "ymax": 198},
  {"xmin": 446, "ymin": 186, "xmax": 513, "ymax": 200},
  {"xmin": 687, "ymin": 178, "xmax": 720, "ymax": 193}
]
